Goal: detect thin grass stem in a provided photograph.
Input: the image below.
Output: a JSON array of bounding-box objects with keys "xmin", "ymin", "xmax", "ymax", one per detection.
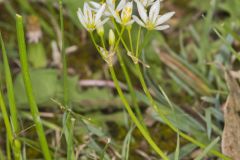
[
  {"xmin": 16, "ymin": 14, "xmax": 52, "ymax": 160},
  {"xmin": 0, "ymin": 90, "xmax": 14, "ymax": 158},
  {"xmin": 0, "ymin": 33, "xmax": 22, "ymax": 160},
  {"xmin": 58, "ymin": 1, "xmax": 74, "ymax": 159}
]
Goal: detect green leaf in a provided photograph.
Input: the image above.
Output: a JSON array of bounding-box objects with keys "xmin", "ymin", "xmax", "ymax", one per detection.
[
  {"xmin": 28, "ymin": 43, "xmax": 47, "ymax": 68},
  {"xmin": 174, "ymin": 134, "xmax": 180, "ymax": 160},
  {"xmin": 14, "ymin": 69, "xmax": 59, "ymax": 106},
  {"xmin": 195, "ymin": 137, "xmax": 220, "ymax": 160},
  {"xmin": 0, "ymin": 62, "xmax": 4, "ymax": 84},
  {"xmin": 122, "ymin": 126, "xmax": 134, "ymax": 160}
]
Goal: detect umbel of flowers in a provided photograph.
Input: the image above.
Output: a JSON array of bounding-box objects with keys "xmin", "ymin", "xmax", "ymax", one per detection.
[
  {"xmin": 77, "ymin": 0, "xmax": 174, "ymax": 64},
  {"xmin": 78, "ymin": 0, "xmax": 174, "ymax": 31}
]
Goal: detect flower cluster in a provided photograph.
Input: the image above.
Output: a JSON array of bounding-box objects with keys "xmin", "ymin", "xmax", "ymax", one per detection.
[{"xmin": 77, "ymin": 0, "xmax": 175, "ymax": 31}]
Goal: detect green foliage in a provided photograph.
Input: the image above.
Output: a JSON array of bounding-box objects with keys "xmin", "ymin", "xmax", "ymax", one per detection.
[
  {"xmin": 28, "ymin": 43, "xmax": 47, "ymax": 68},
  {"xmin": 1, "ymin": 0, "xmax": 239, "ymax": 159},
  {"xmin": 14, "ymin": 69, "xmax": 59, "ymax": 105}
]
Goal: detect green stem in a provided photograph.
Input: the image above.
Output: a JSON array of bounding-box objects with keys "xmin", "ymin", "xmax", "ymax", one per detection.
[
  {"xmin": 127, "ymin": 28, "xmax": 134, "ymax": 53},
  {"xmin": 59, "ymin": 0, "xmax": 68, "ymax": 107},
  {"xmin": 116, "ymin": 49, "xmax": 145, "ymax": 127},
  {"xmin": 90, "ymin": 32, "xmax": 104, "ymax": 58},
  {"xmin": 0, "ymin": 90, "xmax": 14, "ymax": 158},
  {"xmin": 16, "ymin": 14, "xmax": 52, "ymax": 160},
  {"xmin": 90, "ymin": 32, "xmax": 168, "ymax": 159},
  {"xmin": 6, "ymin": 133, "xmax": 12, "ymax": 160},
  {"xmin": 136, "ymin": 26, "xmax": 142, "ymax": 57},
  {"xmin": 100, "ymin": 36, "xmax": 106, "ymax": 49},
  {"xmin": 109, "ymin": 66, "xmax": 168, "ymax": 160},
  {"xmin": 59, "ymin": 1, "xmax": 74, "ymax": 159},
  {"xmin": 0, "ymin": 33, "xmax": 19, "ymax": 132},
  {"xmin": 67, "ymin": 118, "xmax": 75, "ymax": 160},
  {"xmin": 112, "ymin": 21, "xmax": 130, "ymax": 52},
  {"xmin": 0, "ymin": 33, "xmax": 22, "ymax": 160},
  {"xmin": 124, "ymin": 28, "xmax": 147, "ymax": 127}
]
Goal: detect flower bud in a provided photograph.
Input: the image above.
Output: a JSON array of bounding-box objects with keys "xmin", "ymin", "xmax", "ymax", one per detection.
[
  {"xmin": 97, "ymin": 26, "xmax": 104, "ymax": 37},
  {"xmin": 109, "ymin": 29, "xmax": 115, "ymax": 46},
  {"xmin": 126, "ymin": 24, "xmax": 132, "ymax": 30}
]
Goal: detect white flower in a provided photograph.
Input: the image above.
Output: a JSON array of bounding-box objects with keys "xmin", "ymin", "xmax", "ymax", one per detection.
[
  {"xmin": 77, "ymin": 3, "xmax": 109, "ymax": 31},
  {"xmin": 107, "ymin": 0, "xmax": 127, "ymax": 14},
  {"xmin": 109, "ymin": 1, "xmax": 134, "ymax": 26},
  {"xmin": 137, "ymin": 0, "xmax": 155, "ymax": 8},
  {"xmin": 89, "ymin": 0, "xmax": 126, "ymax": 17},
  {"xmin": 89, "ymin": 1, "xmax": 111, "ymax": 16},
  {"xmin": 133, "ymin": 0, "xmax": 175, "ymax": 30}
]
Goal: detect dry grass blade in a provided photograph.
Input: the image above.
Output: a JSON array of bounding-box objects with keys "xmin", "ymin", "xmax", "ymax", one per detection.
[
  {"xmin": 221, "ymin": 70, "xmax": 240, "ymax": 159},
  {"xmin": 157, "ymin": 51, "xmax": 211, "ymax": 95}
]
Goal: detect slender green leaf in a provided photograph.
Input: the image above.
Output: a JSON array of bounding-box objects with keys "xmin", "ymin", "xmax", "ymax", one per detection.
[{"xmin": 16, "ymin": 14, "xmax": 52, "ymax": 160}]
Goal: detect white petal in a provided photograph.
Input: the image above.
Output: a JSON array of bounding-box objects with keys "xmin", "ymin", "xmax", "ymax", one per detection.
[
  {"xmin": 106, "ymin": 0, "xmax": 115, "ymax": 10},
  {"xmin": 116, "ymin": 0, "xmax": 126, "ymax": 11},
  {"xmin": 108, "ymin": 4, "xmax": 121, "ymax": 21},
  {"xmin": 147, "ymin": 0, "xmax": 155, "ymax": 7},
  {"xmin": 133, "ymin": 15, "xmax": 145, "ymax": 27},
  {"xmin": 136, "ymin": 0, "xmax": 146, "ymax": 7},
  {"xmin": 85, "ymin": 3, "xmax": 93, "ymax": 23},
  {"xmin": 83, "ymin": 3, "xmax": 88, "ymax": 17},
  {"xmin": 89, "ymin": 1, "xmax": 101, "ymax": 9},
  {"xmin": 149, "ymin": 0, "xmax": 160, "ymax": 23},
  {"xmin": 115, "ymin": 17, "xmax": 122, "ymax": 24},
  {"xmin": 104, "ymin": 10, "xmax": 112, "ymax": 17},
  {"xmin": 77, "ymin": 9, "xmax": 87, "ymax": 29},
  {"xmin": 125, "ymin": 20, "xmax": 134, "ymax": 26},
  {"xmin": 95, "ymin": 3, "xmax": 106, "ymax": 22},
  {"xmin": 142, "ymin": 0, "xmax": 148, "ymax": 6},
  {"xmin": 155, "ymin": 25, "xmax": 170, "ymax": 30},
  {"xmin": 96, "ymin": 18, "xmax": 109, "ymax": 28},
  {"xmin": 136, "ymin": 0, "xmax": 148, "ymax": 23},
  {"xmin": 156, "ymin": 12, "xmax": 175, "ymax": 26}
]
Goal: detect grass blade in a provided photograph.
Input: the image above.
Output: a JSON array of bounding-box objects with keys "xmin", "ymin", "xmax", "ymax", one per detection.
[
  {"xmin": 58, "ymin": 0, "xmax": 74, "ymax": 159},
  {"xmin": 0, "ymin": 33, "xmax": 22, "ymax": 159},
  {"xmin": 0, "ymin": 89, "xmax": 13, "ymax": 159},
  {"xmin": 195, "ymin": 137, "xmax": 220, "ymax": 160},
  {"xmin": 122, "ymin": 125, "xmax": 134, "ymax": 160},
  {"xmin": 174, "ymin": 134, "xmax": 180, "ymax": 160},
  {"xmin": 16, "ymin": 14, "xmax": 52, "ymax": 160}
]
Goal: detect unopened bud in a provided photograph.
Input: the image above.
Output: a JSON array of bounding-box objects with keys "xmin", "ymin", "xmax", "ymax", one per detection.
[
  {"xmin": 109, "ymin": 29, "xmax": 115, "ymax": 46},
  {"xmin": 97, "ymin": 26, "xmax": 104, "ymax": 37},
  {"xmin": 126, "ymin": 24, "xmax": 132, "ymax": 30}
]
